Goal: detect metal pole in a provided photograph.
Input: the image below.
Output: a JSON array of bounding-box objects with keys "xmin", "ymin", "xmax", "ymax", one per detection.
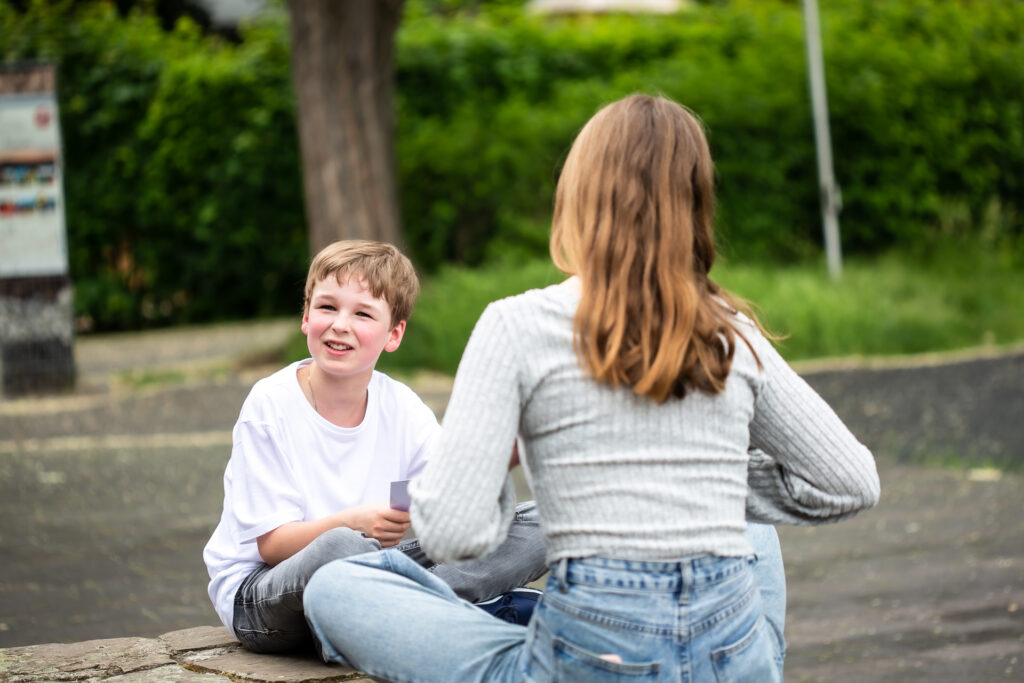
[{"xmin": 802, "ymin": 0, "xmax": 843, "ymax": 279}]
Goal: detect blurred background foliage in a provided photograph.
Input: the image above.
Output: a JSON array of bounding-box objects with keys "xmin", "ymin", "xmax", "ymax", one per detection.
[
  {"xmin": 0, "ymin": 0, "xmax": 1022, "ymax": 335},
  {"xmin": 1, "ymin": 0, "xmax": 306, "ymax": 329}
]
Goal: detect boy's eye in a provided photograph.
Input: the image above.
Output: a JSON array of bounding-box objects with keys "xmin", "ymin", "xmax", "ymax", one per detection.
[
  {"xmin": 356, "ymin": 311, "xmax": 373, "ymax": 318},
  {"xmin": 317, "ymin": 304, "xmax": 335, "ymax": 311}
]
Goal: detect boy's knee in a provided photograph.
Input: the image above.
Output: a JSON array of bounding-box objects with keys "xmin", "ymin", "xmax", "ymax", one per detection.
[
  {"xmin": 514, "ymin": 500, "xmax": 538, "ymax": 523},
  {"xmin": 305, "ymin": 527, "xmax": 380, "ymax": 568},
  {"xmin": 304, "ymin": 560, "xmax": 346, "ymax": 619},
  {"xmin": 305, "ymin": 558, "xmax": 338, "ymax": 598}
]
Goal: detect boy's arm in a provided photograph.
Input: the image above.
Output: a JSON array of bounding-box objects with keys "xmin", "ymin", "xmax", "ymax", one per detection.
[{"xmin": 256, "ymin": 504, "xmax": 411, "ymax": 566}]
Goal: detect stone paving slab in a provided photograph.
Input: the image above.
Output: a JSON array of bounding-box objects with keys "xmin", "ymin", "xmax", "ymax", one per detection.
[
  {"xmin": 778, "ymin": 462, "xmax": 1023, "ymax": 682},
  {"xmin": 157, "ymin": 627, "xmax": 238, "ymax": 653},
  {"xmin": 104, "ymin": 665, "xmax": 227, "ymax": 682},
  {"xmin": 0, "ymin": 636, "xmax": 172, "ymax": 680},
  {"xmin": 0, "ymin": 626, "xmax": 371, "ymax": 682}
]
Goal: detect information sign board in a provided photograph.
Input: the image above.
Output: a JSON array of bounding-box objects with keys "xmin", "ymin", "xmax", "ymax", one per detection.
[
  {"xmin": 0, "ymin": 64, "xmax": 68, "ymax": 278},
  {"xmin": 0, "ymin": 64, "xmax": 74, "ymax": 396}
]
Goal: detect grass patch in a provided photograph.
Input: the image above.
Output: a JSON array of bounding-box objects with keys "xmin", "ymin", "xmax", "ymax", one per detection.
[
  {"xmin": 899, "ymin": 447, "xmax": 1018, "ymax": 473},
  {"xmin": 114, "ymin": 364, "xmax": 235, "ymax": 390},
  {"xmin": 115, "ymin": 368, "xmax": 188, "ymax": 389},
  {"xmin": 285, "ymin": 245, "xmax": 1024, "ymax": 375},
  {"xmin": 386, "ymin": 258, "xmax": 566, "ymax": 374},
  {"xmin": 714, "ymin": 249, "xmax": 1024, "ymax": 361}
]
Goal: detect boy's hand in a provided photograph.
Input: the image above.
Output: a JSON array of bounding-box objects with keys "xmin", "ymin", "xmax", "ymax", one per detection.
[
  {"xmin": 339, "ymin": 503, "xmax": 411, "ymax": 547},
  {"xmin": 256, "ymin": 504, "xmax": 412, "ymax": 565}
]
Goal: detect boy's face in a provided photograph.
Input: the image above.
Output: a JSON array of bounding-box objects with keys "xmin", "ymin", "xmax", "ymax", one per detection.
[{"xmin": 301, "ymin": 276, "xmax": 405, "ymax": 383}]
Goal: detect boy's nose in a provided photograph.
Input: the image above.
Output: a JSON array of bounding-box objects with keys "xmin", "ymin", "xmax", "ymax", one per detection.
[{"xmin": 330, "ymin": 312, "xmax": 352, "ymax": 331}]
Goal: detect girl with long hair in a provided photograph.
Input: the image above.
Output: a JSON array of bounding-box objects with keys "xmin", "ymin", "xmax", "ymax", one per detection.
[{"xmin": 302, "ymin": 94, "xmax": 880, "ymax": 681}]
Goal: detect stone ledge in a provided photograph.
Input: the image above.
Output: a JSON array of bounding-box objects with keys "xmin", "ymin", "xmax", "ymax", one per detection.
[{"xmin": 0, "ymin": 626, "xmax": 372, "ymax": 682}]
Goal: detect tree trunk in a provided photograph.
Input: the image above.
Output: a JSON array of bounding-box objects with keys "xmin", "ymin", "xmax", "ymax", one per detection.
[{"xmin": 288, "ymin": 0, "xmax": 405, "ymax": 254}]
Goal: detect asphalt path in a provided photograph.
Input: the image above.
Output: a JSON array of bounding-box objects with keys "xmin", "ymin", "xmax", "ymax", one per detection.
[{"xmin": 0, "ymin": 320, "xmax": 1021, "ymax": 681}]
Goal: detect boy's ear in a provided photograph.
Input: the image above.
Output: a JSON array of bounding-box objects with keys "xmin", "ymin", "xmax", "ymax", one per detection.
[
  {"xmin": 301, "ymin": 313, "xmax": 309, "ymax": 336},
  {"xmin": 384, "ymin": 320, "xmax": 407, "ymax": 353}
]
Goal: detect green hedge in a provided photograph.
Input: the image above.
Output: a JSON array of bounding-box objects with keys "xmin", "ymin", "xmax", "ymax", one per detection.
[
  {"xmin": 1, "ymin": 3, "xmax": 308, "ymax": 329},
  {"xmin": 2, "ymin": 0, "xmax": 1021, "ymax": 330},
  {"xmin": 395, "ymin": 0, "xmax": 1024, "ymax": 265}
]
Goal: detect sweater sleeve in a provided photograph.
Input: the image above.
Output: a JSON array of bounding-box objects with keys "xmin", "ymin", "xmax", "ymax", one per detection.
[
  {"xmin": 409, "ymin": 303, "xmax": 520, "ymax": 564},
  {"xmin": 745, "ymin": 331, "xmax": 881, "ymax": 525}
]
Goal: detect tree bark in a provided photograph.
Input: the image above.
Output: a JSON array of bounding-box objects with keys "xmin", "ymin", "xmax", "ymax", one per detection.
[{"xmin": 288, "ymin": 0, "xmax": 405, "ymax": 254}]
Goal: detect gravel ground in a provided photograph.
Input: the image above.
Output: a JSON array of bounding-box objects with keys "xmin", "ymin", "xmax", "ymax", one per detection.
[{"xmin": 0, "ymin": 320, "xmax": 1021, "ymax": 681}]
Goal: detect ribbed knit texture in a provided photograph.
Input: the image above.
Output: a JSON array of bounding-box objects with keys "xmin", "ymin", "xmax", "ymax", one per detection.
[{"xmin": 410, "ymin": 283, "xmax": 880, "ymax": 566}]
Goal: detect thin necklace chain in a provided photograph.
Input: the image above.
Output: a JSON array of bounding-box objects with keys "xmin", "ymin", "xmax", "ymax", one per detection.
[{"xmin": 306, "ymin": 367, "xmax": 318, "ymax": 413}]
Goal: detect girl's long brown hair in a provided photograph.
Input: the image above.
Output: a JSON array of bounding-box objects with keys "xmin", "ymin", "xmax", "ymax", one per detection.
[{"xmin": 550, "ymin": 94, "xmax": 759, "ymax": 403}]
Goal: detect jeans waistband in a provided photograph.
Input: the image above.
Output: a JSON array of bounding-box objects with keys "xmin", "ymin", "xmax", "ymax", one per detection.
[{"xmin": 552, "ymin": 555, "xmax": 754, "ymax": 594}]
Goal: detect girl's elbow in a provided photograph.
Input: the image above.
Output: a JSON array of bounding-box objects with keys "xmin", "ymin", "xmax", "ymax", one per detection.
[
  {"xmin": 865, "ymin": 474, "xmax": 882, "ymax": 509},
  {"xmin": 846, "ymin": 446, "xmax": 881, "ymax": 512},
  {"xmin": 851, "ymin": 468, "xmax": 881, "ymax": 512}
]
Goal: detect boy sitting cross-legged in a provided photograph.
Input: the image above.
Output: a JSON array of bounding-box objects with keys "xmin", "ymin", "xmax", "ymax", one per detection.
[{"xmin": 203, "ymin": 240, "xmax": 547, "ymax": 655}]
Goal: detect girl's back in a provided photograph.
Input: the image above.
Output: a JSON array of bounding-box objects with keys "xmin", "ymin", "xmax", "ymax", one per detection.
[
  {"xmin": 452, "ymin": 282, "xmax": 761, "ymax": 565},
  {"xmin": 418, "ymin": 279, "xmax": 876, "ymax": 568}
]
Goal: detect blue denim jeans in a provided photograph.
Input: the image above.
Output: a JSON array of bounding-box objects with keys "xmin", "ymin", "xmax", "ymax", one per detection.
[
  {"xmin": 304, "ymin": 524, "xmax": 785, "ymax": 682},
  {"xmin": 233, "ymin": 501, "xmax": 547, "ymax": 654}
]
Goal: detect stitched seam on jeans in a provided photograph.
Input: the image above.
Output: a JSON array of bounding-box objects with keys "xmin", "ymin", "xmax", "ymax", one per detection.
[
  {"xmin": 382, "ymin": 550, "xmax": 400, "ymax": 572},
  {"xmin": 710, "ymin": 614, "xmax": 766, "ymax": 663},
  {"xmin": 564, "ymin": 572, "xmax": 680, "ymax": 594},
  {"xmin": 689, "ymin": 585, "xmax": 755, "ymax": 637},
  {"xmin": 246, "ymin": 589, "xmax": 303, "ymax": 607},
  {"xmin": 695, "ymin": 565, "xmax": 750, "ymax": 599},
  {"xmin": 543, "ymin": 593, "xmax": 679, "ymax": 636},
  {"xmin": 235, "ymin": 627, "xmax": 283, "ymax": 636},
  {"xmin": 693, "ymin": 557, "xmax": 749, "ymax": 587},
  {"xmin": 552, "ymin": 636, "xmax": 662, "ymax": 674}
]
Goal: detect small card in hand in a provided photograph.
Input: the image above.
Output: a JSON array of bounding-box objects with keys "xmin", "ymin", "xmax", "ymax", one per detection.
[{"xmin": 390, "ymin": 479, "xmax": 411, "ymax": 512}]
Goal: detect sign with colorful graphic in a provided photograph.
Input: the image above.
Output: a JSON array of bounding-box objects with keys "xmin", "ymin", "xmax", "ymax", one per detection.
[{"xmin": 0, "ymin": 64, "xmax": 68, "ymax": 278}]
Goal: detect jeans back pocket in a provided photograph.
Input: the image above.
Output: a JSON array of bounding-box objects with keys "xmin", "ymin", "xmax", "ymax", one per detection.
[
  {"xmin": 709, "ymin": 614, "xmax": 780, "ymax": 683},
  {"xmin": 553, "ymin": 636, "xmax": 661, "ymax": 681}
]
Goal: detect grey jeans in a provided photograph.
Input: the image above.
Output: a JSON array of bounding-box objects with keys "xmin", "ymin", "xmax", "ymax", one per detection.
[{"xmin": 232, "ymin": 501, "xmax": 548, "ymax": 654}]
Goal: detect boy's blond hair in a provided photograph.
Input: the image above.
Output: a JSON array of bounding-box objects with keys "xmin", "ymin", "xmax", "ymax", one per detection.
[{"xmin": 303, "ymin": 240, "xmax": 419, "ymax": 325}]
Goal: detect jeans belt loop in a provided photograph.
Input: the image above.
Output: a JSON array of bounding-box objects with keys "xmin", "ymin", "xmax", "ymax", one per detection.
[
  {"xmin": 554, "ymin": 558, "xmax": 569, "ymax": 593},
  {"xmin": 679, "ymin": 560, "xmax": 695, "ymax": 605}
]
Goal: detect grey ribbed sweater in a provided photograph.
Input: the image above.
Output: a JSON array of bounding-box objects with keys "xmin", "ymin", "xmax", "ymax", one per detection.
[{"xmin": 410, "ymin": 282, "xmax": 880, "ymax": 566}]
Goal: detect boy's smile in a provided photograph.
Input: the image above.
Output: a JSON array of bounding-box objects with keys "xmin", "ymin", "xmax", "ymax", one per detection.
[{"xmin": 302, "ymin": 276, "xmax": 405, "ymax": 384}]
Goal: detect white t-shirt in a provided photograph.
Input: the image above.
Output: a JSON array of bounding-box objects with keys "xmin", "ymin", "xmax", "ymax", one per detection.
[{"xmin": 203, "ymin": 359, "xmax": 439, "ymax": 630}]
